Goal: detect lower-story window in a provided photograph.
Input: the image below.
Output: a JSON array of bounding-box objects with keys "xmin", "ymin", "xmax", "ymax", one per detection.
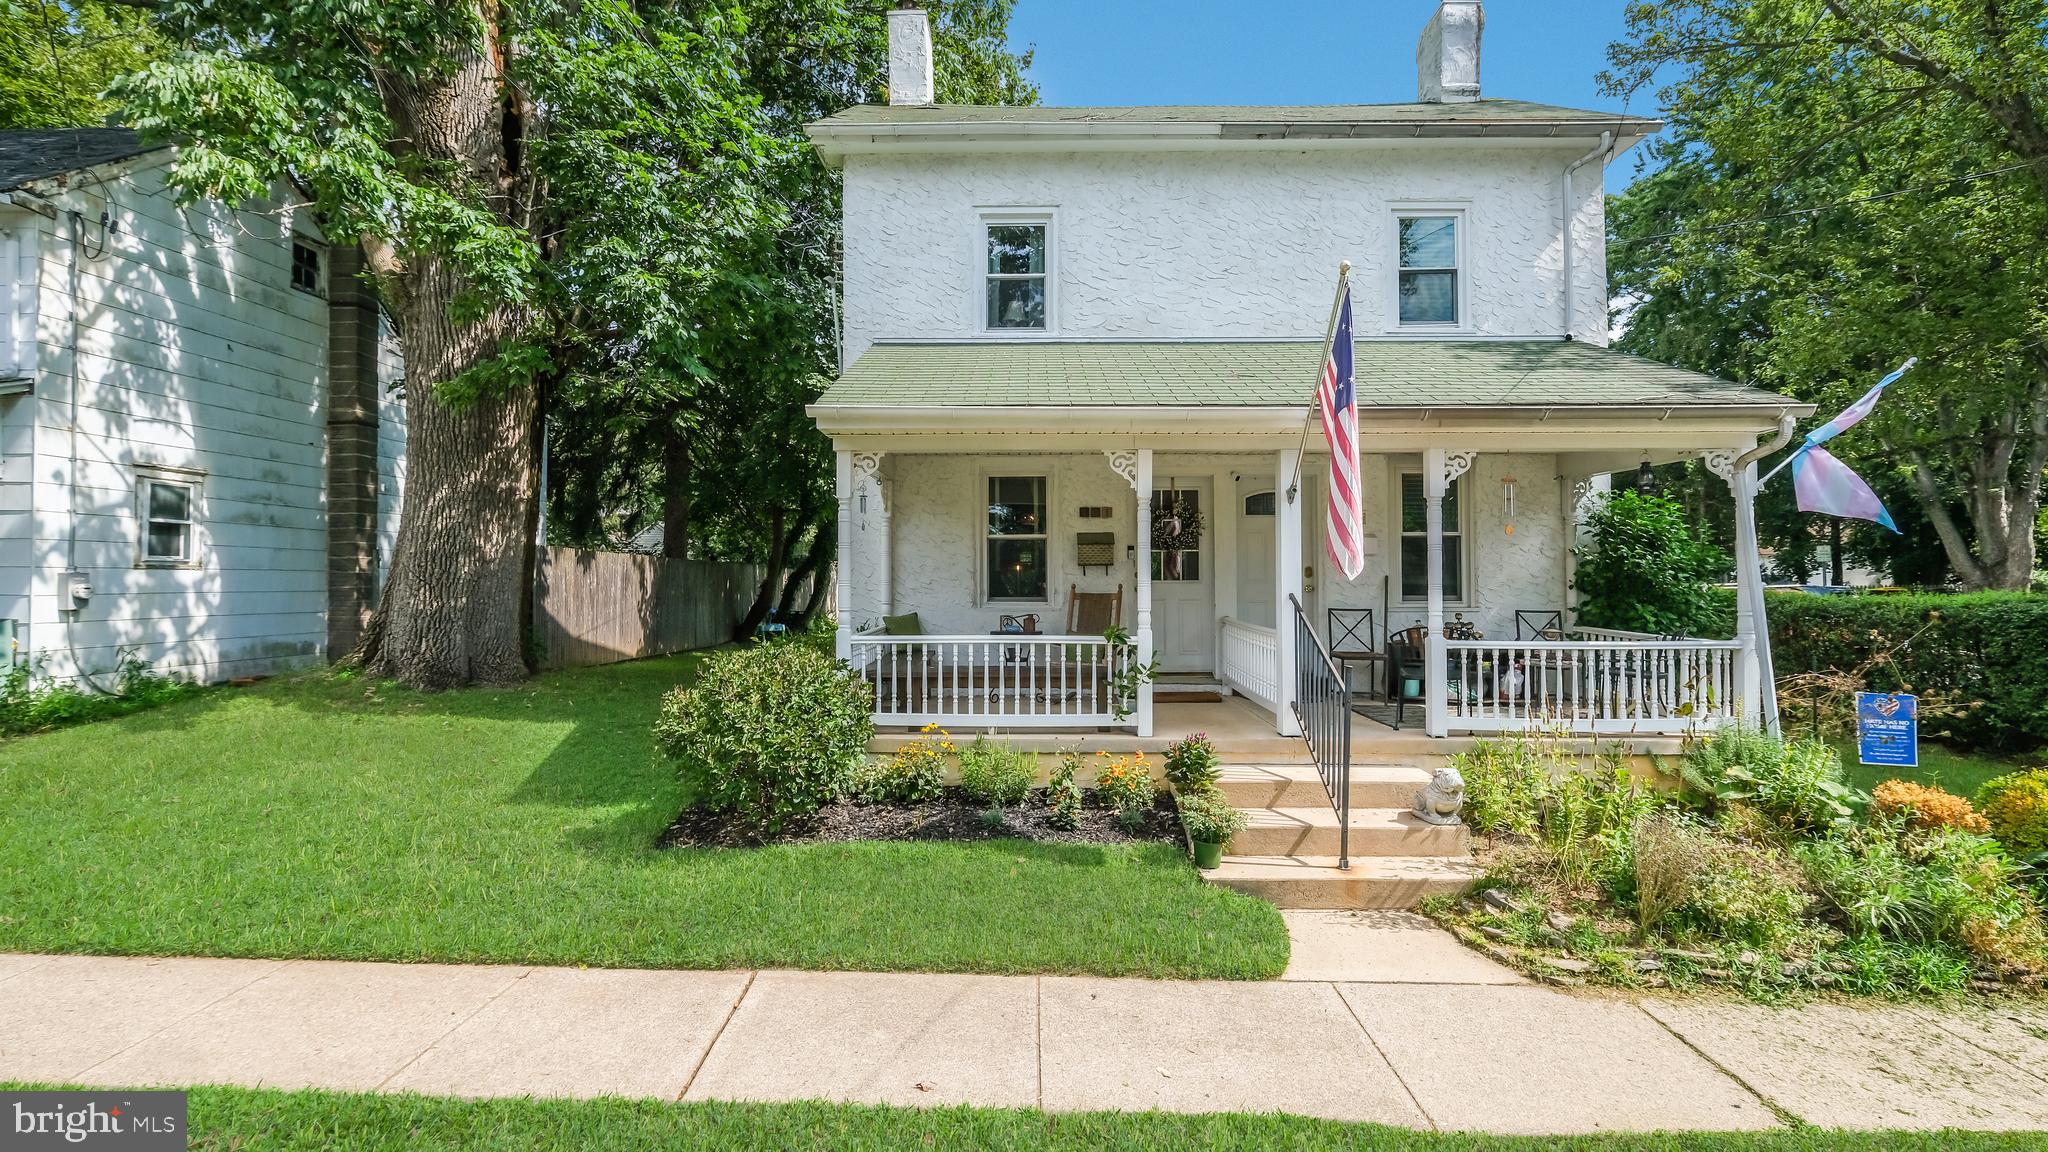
[
  {"xmin": 986, "ymin": 475, "xmax": 1047, "ymax": 600},
  {"xmin": 138, "ymin": 473, "xmax": 200, "ymax": 566},
  {"xmin": 1398, "ymin": 472, "xmax": 1462, "ymax": 601}
]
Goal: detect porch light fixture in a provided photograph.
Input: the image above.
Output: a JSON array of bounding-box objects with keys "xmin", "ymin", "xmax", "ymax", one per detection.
[{"xmin": 1637, "ymin": 459, "xmax": 1654, "ymax": 489}]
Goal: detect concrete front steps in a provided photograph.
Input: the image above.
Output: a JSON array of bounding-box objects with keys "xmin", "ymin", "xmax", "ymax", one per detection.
[{"xmin": 1203, "ymin": 762, "xmax": 1480, "ymax": 910}]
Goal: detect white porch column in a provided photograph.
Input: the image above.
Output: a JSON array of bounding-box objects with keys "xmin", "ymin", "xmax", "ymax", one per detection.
[
  {"xmin": 1275, "ymin": 447, "xmax": 1303, "ymax": 737},
  {"xmin": 1714, "ymin": 449, "xmax": 1770, "ymax": 731},
  {"xmin": 1211, "ymin": 465, "xmax": 1239, "ymax": 684},
  {"xmin": 1134, "ymin": 449, "xmax": 1155, "ymax": 738},
  {"xmin": 1424, "ymin": 449, "xmax": 1473, "ymax": 737},
  {"xmin": 834, "ymin": 448, "xmax": 854, "ymax": 661},
  {"xmin": 1562, "ymin": 472, "xmax": 1609, "ymax": 628},
  {"xmin": 854, "ymin": 453, "xmax": 888, "ymax": 617}
]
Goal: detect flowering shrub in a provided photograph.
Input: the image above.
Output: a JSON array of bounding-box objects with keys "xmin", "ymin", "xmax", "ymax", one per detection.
[
  {"xmin": 1178, "ymin": 791, "xmax": 1247, "ymax": 846},
  {"xmin": 1162, "ymin": 733, "xmax": 1220, "ymax": 795},
  {"xmin": 860, "ymin": 724, "xmax": 952, "ymax": 805},
  {"xmin": 1979, "ymin": 769, "xmax": 2048, "ymax": 859},
  {"xmin": 1871, "ymin": 779, "xmax": 1990, "ymax": 834},
  {"xmin": 1093, "ymin": 751, "xmax": 1156, "ymax": 827}
]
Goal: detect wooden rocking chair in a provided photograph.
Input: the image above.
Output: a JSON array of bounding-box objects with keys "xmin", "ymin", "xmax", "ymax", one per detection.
[{"xmin": 1066, "ymin": 583, "xmax": 1124, "ymax": 635}]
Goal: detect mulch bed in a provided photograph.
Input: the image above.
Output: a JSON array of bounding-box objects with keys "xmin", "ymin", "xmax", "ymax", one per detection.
[{"xmin": 660, "ymin": 787, "xmax": 1183, "ymax": 849}]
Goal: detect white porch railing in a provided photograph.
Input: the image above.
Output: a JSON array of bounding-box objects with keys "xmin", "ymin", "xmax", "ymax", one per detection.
[
  {"xmin": 1218, "ymin": 617, "xmax": 1279, "ymax": 711},
  {"xmin": 1442, "ymin": 635, "xmax": 1744, "ymax": 735},
  {"xmin": 850, "ymin": 633, "xmax": 1135, "ymax": 729}
]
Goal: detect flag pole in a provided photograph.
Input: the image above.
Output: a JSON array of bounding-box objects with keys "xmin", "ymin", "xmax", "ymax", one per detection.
[
  {"xmin": 1757, "ymin": 357, "xmax": 1916, "ymax": 488},
  {"xmin": 1287, "ymin": 260, "xmax": 1352, "ymax": 504}
]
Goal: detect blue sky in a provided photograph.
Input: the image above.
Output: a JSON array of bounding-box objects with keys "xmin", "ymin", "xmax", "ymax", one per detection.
[{"xmin": 1004, "ymin": 0, "xmax": 1659, "ymax": 191}]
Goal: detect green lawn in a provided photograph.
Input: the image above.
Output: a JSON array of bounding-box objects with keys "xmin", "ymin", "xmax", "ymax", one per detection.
[
  {"xmin": 45, "ymin": 1085, "xmax": 2038, "ymax": 1151},
  {"xmin": 0, "ymin": 656, "xmax": 1285, "ymax": 979},
  {"xmin": 1830, "ymin": 737, "xmax": 2032, "ymax": 799}
]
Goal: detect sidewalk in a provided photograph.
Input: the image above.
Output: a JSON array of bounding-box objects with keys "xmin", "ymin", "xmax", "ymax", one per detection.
[{"xmin": 3, "ymin": 913, "xmax": 2046, "ymax": 1135}]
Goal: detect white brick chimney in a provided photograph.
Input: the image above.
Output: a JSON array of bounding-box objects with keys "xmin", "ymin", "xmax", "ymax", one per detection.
[
  {"xmin": 1417, "ymin": 1, "xmax": 1484, "ymax": 103},
  {"xmin": 887, "ymin": 2, "xmax": 936, "ymax": 107}
]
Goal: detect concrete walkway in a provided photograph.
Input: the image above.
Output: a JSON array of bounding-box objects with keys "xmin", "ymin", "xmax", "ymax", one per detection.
[{"xmin": 3, "ymin": 923, "xmax": 2046, "ymax": 1135}]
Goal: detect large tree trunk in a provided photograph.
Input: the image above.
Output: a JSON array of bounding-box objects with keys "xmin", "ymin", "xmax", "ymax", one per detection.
[
  {"xmin": 354, "ymin": 19, "xmax": 542, "ymax": 687},
  {"xmin": 660, "ymin": 430, "xmax": 691, "ymax": 561},
  {"xmin": 733, "ymin": 506, "xmax": 790, "ymax": 641}
]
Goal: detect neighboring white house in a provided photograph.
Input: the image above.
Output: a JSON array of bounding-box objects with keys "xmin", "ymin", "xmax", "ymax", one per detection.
[
  {"xmin": 0, "ymin": 129, "xmax": 405, "ymax": 684},
  {"xmin": 810, "ymin": 2, "xmax": 1809, "ymax": 740}
]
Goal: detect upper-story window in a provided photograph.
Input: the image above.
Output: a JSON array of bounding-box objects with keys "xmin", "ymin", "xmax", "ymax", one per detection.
[
  {"xmin": 984, "ymin": 221, "xmax": 1048, "ymax": 330},
  {"xmin": 1396, "ymin": 214, "xmax": 1460, "ymax": 326}
]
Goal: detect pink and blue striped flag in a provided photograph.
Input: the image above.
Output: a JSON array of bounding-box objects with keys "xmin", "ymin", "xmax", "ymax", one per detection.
[{"xmin": 1770, "ymin": 359, "xmax": 1914, "ymax": 534}]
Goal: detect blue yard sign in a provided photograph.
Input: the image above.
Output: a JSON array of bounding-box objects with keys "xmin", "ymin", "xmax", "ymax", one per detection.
[{"xmin": 1856, "ymin": 692, "xmax": 1918, "ymax": 768}]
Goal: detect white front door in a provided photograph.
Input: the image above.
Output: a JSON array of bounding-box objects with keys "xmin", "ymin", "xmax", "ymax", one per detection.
[
  {"xmin": 1237, "ymin": 480, "xmax": 1277, "ymax": 629},
  {"xmin": 1150, "ymin": 480, "xmax": 1215, "ymax": 672}
]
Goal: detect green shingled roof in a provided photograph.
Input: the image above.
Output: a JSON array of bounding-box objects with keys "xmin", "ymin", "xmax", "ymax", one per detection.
[{"xmin": 816, "ymin": 341, "xmax": 1788, "ymax": 410}]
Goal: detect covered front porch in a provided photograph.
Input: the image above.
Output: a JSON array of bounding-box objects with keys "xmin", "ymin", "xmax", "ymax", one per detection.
[
  {"xmin": 829, "ymin": 439, "xmax": 1773, "ymax": 742},
  {"xmin": 814, "ymin": 338, "xmax": 1805, "ymax": 742}
]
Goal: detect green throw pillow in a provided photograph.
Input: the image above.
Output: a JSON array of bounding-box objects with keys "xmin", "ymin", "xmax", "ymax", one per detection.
[{"xmin": 881, "ymin": 612, "xmax": 923, "ymax": 636}]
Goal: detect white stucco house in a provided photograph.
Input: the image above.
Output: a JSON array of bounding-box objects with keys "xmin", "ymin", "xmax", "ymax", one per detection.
[
  {"xmin": 812, "ymin": 2, "xmax": 1807, "ymax": 742},
  {"xmin": 0, "ymin": 129, "xmax": 405, "ymax": 685}
]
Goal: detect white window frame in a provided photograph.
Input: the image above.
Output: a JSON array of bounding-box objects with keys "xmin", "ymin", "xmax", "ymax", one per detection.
[
  {"xmin": 1393, "ymin": 465, "xmax": 1470, "ymax": 606},
  {"xmin": 975, "ymin": 208, "xmax": 1056, "ymax": 336},
  {"xmin": 1388, "ymin": 204, "xmax": 1469, "ymax": 332},
  {"xmin": 135, "ymin": 465, "xmax": 205, "ymax": 569},
  {"xmin": 980, "ymin": 467, "xmax": 1055, "ymax": 605}
]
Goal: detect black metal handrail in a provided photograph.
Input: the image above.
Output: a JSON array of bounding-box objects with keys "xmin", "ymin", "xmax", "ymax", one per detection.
[{"xmin": 1289, "ymin": 594, "xmax": 1351, "ymax": 870}]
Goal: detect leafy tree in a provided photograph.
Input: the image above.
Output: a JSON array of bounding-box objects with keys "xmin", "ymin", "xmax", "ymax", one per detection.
[
  {"xmin": 543, "ymin": 0, "xmax": 1036, "ymax": 637},
  {"xmin": 1574, "ymin": 489, "xmax": 1731, "ymax": 636},
  {"xmin": 111, "ymin": 0, "xmax": 765, "ymax": 687},
  {"xmin": 0, "ymin": 1, "xmax": 165, "ymax": 129},
  {"xmin": 1606, "ymin": 0, "xmax": 2048, "ymax": 590}
]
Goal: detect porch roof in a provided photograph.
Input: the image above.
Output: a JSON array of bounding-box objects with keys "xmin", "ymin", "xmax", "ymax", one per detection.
[{"xmin": 817, "ymin": 340, "xmax": 1794, "ymax": 411}]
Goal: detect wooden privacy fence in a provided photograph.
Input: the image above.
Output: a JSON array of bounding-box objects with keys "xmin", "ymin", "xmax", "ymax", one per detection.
[{"xmin": 535, "ymin": 547, "xmax": 766, "ymax": 669}]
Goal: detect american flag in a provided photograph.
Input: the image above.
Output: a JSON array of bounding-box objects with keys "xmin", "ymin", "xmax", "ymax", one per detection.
[{"xmin": 1318, "ymin": 283, "xmax": 1364, "ymax": 579}]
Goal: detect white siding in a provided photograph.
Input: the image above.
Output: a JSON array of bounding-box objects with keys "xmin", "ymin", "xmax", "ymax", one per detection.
[
  {"xmin": 24, "ymin": 159, "xmax": 333, "ymax": 682},
  {"xmin": 840, "ymin": 144, "xmax": 1608, "ymax": 361}
]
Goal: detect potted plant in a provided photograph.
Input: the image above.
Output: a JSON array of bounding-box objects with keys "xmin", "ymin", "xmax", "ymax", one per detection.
[{"xmin": 1178, "ymin": 791, "xmax": 1247, "ymax": 870}]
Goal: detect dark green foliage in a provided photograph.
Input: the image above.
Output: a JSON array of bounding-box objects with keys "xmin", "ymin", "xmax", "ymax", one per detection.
[
  {"xmin": 1573, "ymin": 491, "xmax": 1730, "ymax": 636},
  {"xmin": 0, "ymin": 1, "xmax": 167, "ymax": 129},
  {"xmin": 0, "ymin": 658, "xmax": 200, "ymax": 738},
  {"xmin": 1764, "ymin": 592, "xmax": 2048, "ymax": 753},
  {"xmin": 958, "ymin": 737, "xmax": 1035, "ymax": 809},
  {"xmin": 656, "ymin": 641, "xmax": 872, "ymax": 838},
  {"xmin": 1161, "ymin": 733, "xmax": 1220, "ymax": 795},
  {"xmin": 1681, "ymin": 728, "xmax": 1865, "ymax": 832}
]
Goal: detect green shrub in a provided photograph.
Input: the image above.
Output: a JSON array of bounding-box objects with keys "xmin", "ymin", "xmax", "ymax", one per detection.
[
  {"xmin": 1093, "ymin": 751, "xmax": 1157, "ymax": 828},
  {"xmin": 655, "ymin": 640, "xmax": 872, "ymax": 838},
  {"xmin": 1046, "ymin": 752, "xmax": 1084, "ymax": 830},
  {"xmin": 1162, "ymin": 733, "xmax": 1220, "ymax": 795},
  {"xmin": 859, "ymin": 725, "xmax": 950, "ymax": 806},
  {"xmin": 1448, "ymin": 737, "xmax": 1554, "ymax": 837},
  {"xmin": 958, "ymin": 737, "xmax": 1035, "ymax": 809},
  {"xmin": 1682, "ymin": 727, "xmax": 1863, "ymax": 831},
  {"xmin": 1979, "ymin": 768, "xmax": 2048, "ymax": 859},
  {"xmin": 1572, "ymin": 490, "xmax": 1731, "ymax": 637},
  {"xmin": 0, "ymin": 655, "xmax": 199, "ymax": 737},
  {"xmin": 1685, "ymin": 843, "xmax": 1812, "ymax": 947},
  {"xmin": 1177, "ymin": 791, "xmax": 1248, "ymax": 846},
  {"xmin": 1764, "ymin": 590, "xmax": 2048, "ymax": 753},
  {"xmin": 1796, "ymin": 821, "xmax": 2047, "ymax": 971}
]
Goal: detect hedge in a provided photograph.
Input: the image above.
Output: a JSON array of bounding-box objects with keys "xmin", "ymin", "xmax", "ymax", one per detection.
[{"xmin": 1746, "ymin": 591, "xmax": 2048, "ymax": 754}]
